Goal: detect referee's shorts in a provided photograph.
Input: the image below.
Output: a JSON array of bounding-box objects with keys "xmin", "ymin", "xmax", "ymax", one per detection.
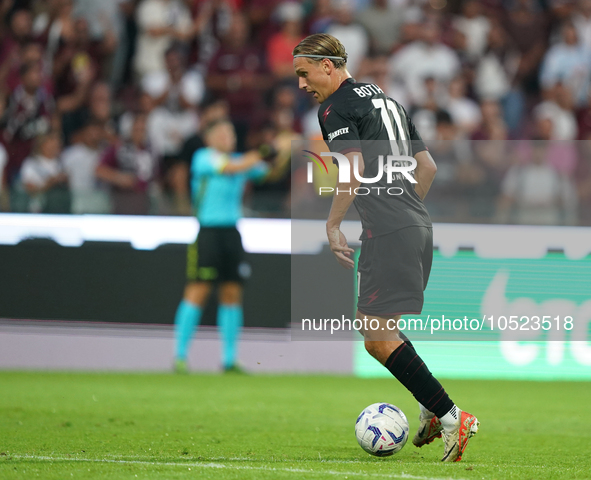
[
  {"xmin": 356, "ymin": 226, "xmax": 433, "ymax": 317},
  {"xmin": 186, "ymin": 226, "xmax": 250, "ymax": 283}
]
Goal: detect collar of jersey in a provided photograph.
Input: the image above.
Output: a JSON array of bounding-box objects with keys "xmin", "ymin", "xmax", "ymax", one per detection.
[
  {"xmin": 339, "ymin": 77, "xmax": 356, "ymax": 90},
  {"xmin": 322, "ymin": 78, "xmax": 357, "ymax": 106}
]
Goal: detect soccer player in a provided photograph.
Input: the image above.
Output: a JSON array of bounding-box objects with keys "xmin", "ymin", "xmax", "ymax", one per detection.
[
  {"xmin": 173, "ymin": 120, "xmax": 271, "ymax": 374},
  {"xmin": 293, "ymin": 34, "xmax": 479, "ymax": 462}
]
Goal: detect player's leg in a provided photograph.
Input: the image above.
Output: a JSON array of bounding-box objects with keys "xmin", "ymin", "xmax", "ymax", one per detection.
[
  {"xmin": 414, "ymin": 227, "xmax": 478, "ymax": 460},
  {"xmin": 217, "ymin": 226, "xmax": 248, "ymax": 372},
  {"xmin": 218, "ymin": 281, "xmax": 244, "ymax": 372},
  {"xmin": 396, "ymin": 331, "xmax": 441, "ymax": 448},
  {"xmin": 173, "ymin": 228, "xmax": 218, "ymax": 372},
  {"xmin": 358, "ymin": 227, "xmax": 478, "ymax": 462},
  {"xmin": 361, "ymin": 314, "xmax": 444, "ymax": 444},
  {"xmin": 361, "ymin": 313, "xmax": 477, "ymax": 461},
  {"xmin": 174, "ymin": 281, "xmax": 212, "ymax": 371}
]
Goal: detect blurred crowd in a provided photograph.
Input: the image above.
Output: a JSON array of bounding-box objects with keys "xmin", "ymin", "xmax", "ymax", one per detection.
[{"xmin": 0, "ymin": 0, "xmax": 590, "ymax": 225}]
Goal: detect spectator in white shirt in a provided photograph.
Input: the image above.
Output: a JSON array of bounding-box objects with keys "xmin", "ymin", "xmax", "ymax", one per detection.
[
  {"xmin": 452, "ymin": 0, "xmax": 491, "ymax": 62},
  {"xmin": 573, "ymin": 0, "xmax": 591, "ymax": 50},
  {"xmin": 141, "ymin": 46, "xmax": 201, "ymax": 160},
  {"xmin": 61, "ymin": 120, "xmax": 110, "ymax": 213},
  {"xmin": 540, "ymin": 20, "xmax": 591, "ymax": 107},
  {"xmin": 474, "ymin": 22, "xmax": 524, "ymax": 135},
  {"xmin": 133, "ymin": 0, "xmax": 192, "ymax": 78},
  {"xmin": 533, "ymin": 83, "xmax": 579, "ymax": 141},
  {"xmin": 496, "ymin": 141, "xmax": 578, "ymax": 225},
  {"xmin": 20, "ymin": 132, "xmax": 70, "ymax": 213},
  {"xmin": 389, "ymin": 21, "xmax": 461, "ymax": 105},
  {"xmin": 446, "ymin": 76, "xmax": 482, "ymax": 136},
  {"xmin": 326, "ymin": 0, "xmax": 369, "ymax": 76},
  {"xmin": 358, "ymin": 0, "xmax": 404, "ymax": 54}
]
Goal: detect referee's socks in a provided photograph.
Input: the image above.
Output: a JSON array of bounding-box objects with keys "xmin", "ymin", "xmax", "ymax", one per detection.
[{"xmin": 174, "ymin": 300, "xmax": 202, "ymax": 360}]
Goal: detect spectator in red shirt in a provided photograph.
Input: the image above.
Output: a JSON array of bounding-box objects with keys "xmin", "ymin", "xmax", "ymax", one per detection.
[
  {"xmin": 1, "ymin": 41, "xmax": 51, "ymax": 94},
  {"xmin": 52, "ymin": 16, "xmax": 116, "ymax": 102},
  {"xmin": 2, "ymin": 61, "xmax": 55, "ymax": 183},
  {"xmin": 0, "ymin": 9, "xmax": 32, "ymax": 70},
  {"xmin": 96, "ymin": 114, "xmax": 159, "ymax": 215},
  {"xmin": 266, "ymin": 2, "xmax": 305, "ymax": 79},
  {"xmin": 247, "ymin": 0, "xmax": 282, "ymax": 46},
  {"xmin": 188, "ymin": 0, "xmax": 238, "ymax": 67},
  {"xmin": 62, "ymin": 81, "xmax": 117, "ymax": 146},
  {"xmin": 206, "ymin": 12, "xmax": 272, "ymax": 150},
  {"xmin": 502, "ymin": 0, "xmax": 550, "ymax": 95}
]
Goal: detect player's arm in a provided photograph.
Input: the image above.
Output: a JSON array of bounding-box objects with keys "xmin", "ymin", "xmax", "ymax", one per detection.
[
  {"xmin": 220, "ymin": 141, "xmax": 285, "ymax": 177},
  {"xmin": 220, "ymin": 151, "xmax": 263, "ymax": 174},
  {"xmin": 326, "ymin": 151, "xmax": 362, "ymax": 270},
  {"xmin": 413, "ymin": 150, "xmax": 437, "ymax": 200},
  {"xmin": 251, "ymin": 140, "xmax": 293, "ymax": 183},
  {"xmin": 321, "ymin": 107, "xmax": 362, "ymax": 269}
]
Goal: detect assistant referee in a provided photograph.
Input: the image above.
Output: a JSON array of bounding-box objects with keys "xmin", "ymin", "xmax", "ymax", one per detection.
[{"xmin": 293, "ymin": 34, "xmax": 479, "ymax": 462}]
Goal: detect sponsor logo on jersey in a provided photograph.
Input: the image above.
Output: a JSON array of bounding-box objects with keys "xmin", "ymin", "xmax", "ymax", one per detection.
[{"xmin": 327, "ymin": 127, "xmax": 349, "ymax": 142}]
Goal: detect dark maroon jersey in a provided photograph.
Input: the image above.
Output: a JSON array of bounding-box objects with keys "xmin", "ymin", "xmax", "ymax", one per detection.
[
  {"xmin": 3, "ymin": 85, "xmax": 54, "ymax": 180},
  {"xmin": 318, "ymin": 78, "xmax": 432, "ymax": 239}
]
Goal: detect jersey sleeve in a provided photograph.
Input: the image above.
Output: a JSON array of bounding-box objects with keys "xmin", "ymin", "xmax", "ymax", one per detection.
[
  {"xmin": 192, "ymin": 148, "xmax": 228, "ymax": 177},
  {"xmin": 246, "ymin": 161, "xmax": 270, "ymax": 182},
  {"xmin": 320, "ymin": 107, "xmax": 361, "ymax": 155}
]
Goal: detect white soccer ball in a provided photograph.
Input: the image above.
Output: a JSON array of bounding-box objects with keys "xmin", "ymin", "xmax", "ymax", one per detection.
[{"xmin": 355, "ymin": 403, "xmax": 409, "ymax": 456}]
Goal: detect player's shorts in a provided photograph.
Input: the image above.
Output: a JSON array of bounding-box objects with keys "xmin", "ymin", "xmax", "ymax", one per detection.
[
  {"xmin": 186, "ymin": 226, "xmax": 250, "ymax": 283},
  {"xmin": 356, "ymin": 226, "xmax": 433, "ymax": 317}
]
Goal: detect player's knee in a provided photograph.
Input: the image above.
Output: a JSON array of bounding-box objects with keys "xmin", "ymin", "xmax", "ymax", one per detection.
[
  {"xmin": 365, "ymin": 340, "xmax": 399, "ymax": 365},
  {"xmin": 218, "ymin": 283, "xmax": 242, "ymax": 304},
  {"xmin": 364, "ymin": 340, "xmax": 382, "ymax": 361},
  {"xmin": 184, "ymin": 282, "xmax": 212, "ymax": 306}
]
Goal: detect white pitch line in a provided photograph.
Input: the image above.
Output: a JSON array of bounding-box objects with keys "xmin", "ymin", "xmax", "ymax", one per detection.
[
  {"xmin": 6, "ymin": 455, "xmax": 467, "ymax": 480},
  {"xmin": 25, "ymin": 453, "xmax": 559, "ymax": 470}
]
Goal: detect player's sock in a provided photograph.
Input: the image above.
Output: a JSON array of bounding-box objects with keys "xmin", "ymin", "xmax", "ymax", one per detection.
[
  {"xmin": 439, "ymin": 405, "xmax": 461, "ymax": 433},
  {"xmin": 385, "ymin": 343, "xmax": 454, "ymax": 420},
  {"xmin": 401, "ymin": 336, "xmax": 438, "ymax": 421},
  {"xmin": 218, "ymin": 303, "xmax": 243, "ymax": 369},
  {"xmin": 174, "ymin": 300, "xmax": 202, "ymax": 360}
]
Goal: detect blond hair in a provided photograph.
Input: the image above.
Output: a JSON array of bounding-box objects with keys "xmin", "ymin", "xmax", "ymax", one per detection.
[{"xmin": 292, "ymin": 34, "xmax": 348, "ymax": 69}]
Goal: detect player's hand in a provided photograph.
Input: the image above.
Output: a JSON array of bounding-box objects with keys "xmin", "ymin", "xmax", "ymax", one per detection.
[
  {"xmin": 327, "ymin": 227, "xmax": 355, "ymax": 269},
  {"xmin": 258, "ymin": 142, "xmax": 278, "ymax": 162}
]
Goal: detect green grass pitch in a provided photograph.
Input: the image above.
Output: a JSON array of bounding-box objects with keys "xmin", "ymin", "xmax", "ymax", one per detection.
[{"xmin": 1, "ymin": 372, "xmax": 590, "ymax": 479}]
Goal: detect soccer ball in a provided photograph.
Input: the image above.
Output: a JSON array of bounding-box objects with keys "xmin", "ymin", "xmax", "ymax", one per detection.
[{"xmin": 355, "ymin": 403, "xmax": 409, "ymax": 456}]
